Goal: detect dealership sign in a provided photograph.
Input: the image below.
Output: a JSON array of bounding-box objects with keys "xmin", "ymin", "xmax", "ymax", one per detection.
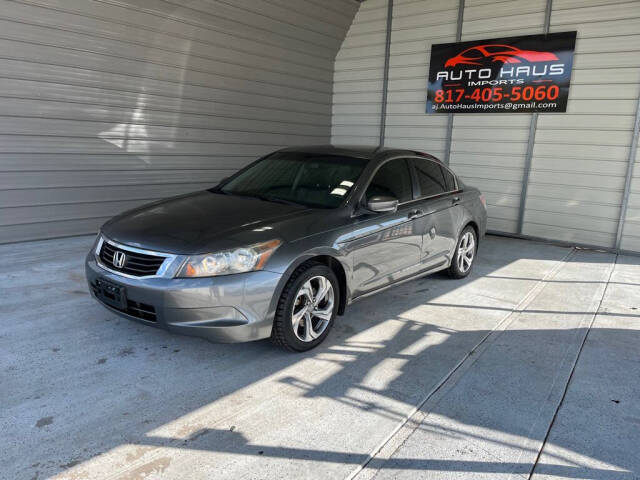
[{"xmin": 426, "ymin": 31, "xmax": 577, "ymax": 114}]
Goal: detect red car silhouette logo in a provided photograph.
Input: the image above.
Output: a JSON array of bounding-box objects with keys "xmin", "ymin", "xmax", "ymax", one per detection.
[{"xmin": 445, "ymin": 44, "xmax": 559, "ymax": 67}]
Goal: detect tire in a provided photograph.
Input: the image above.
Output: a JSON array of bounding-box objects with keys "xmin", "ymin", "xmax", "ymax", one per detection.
[
  {"xmin": 448, "ymin": 226, "xmax": 477, "ymax": 279},
  {"xmin": 271, "ymin": 262, "xmax": 339, "ymax": 352}
]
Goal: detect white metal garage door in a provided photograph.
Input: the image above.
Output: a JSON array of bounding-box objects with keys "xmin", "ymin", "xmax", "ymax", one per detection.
[{"xmin": 0, "ymin": 0, "xmax": 359, "ymax": 243}]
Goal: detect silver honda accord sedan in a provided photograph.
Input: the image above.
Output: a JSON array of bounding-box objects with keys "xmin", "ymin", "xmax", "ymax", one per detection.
[{"xmin": 86, "ymin": 145, "xmax": 487, "ymax": 351}]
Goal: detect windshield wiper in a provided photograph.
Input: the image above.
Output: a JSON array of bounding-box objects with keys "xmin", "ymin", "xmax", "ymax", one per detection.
[
  {"xmin": 255, "ymin": 194, "xmax": 308, "ymax": 208},
  {"xmin": 228, "ymin": 191, "xmax": 307, "ymax": 208}
]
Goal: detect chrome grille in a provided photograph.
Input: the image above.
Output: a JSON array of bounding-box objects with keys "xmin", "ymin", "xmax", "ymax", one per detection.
[{"xmin": 99, "ymin": 241, "xmax": 166, "ymax": 277}]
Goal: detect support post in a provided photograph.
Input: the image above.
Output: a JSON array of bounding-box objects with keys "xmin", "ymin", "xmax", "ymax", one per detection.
[
  {"xmin": 615, "ymin": 92, "xmax": 640, "ymax": 250},
  {"xmin": 517, "ymin": 0, "xmax": 553, "ymax": 234},
  {"xmin": 443, "ymin": 0, "xmax": 465, "ymax": 165},
  {"xmin": 379, "ymin": 0, "xmax": 393, "ymax": 146}
]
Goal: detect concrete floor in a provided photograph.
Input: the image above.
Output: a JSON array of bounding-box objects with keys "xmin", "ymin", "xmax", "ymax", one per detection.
[{"xmin": 1, "ymin": 235, "xmax": 639, "ymax": 480}]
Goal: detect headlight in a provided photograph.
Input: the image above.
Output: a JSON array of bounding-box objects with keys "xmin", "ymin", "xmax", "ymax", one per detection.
[
  {"xmin": 177, "ymin": 239, "xmax": 282, "ymax": 278},
  {"xmin": 92, "ymin": 232, "xmax": 103, "ymax": 255}
]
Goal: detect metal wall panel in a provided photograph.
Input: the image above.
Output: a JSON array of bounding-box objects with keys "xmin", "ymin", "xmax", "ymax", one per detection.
[
  {"xmin": 0, "ymin": 0, "xmax": 359, "ymax": 243},
  {"xmin": 332, "ymin": 0, "xmax": 388, "ymax": 146},
  {"xmin": 380, "ymin": 0, "xmax": 458, "ymax": 157},
  {"xmin": 331, "ymin": 0, "xmax": 640, "ymax": 253},
  {"xmin": 522, "ymin": 0, "xmax": 640, "ymax": 247},
  {"xmin": 332, "ymin": 0, "xmax": 458, "ymax": 150},
  {"xmin": 332, "ymin": 0, "xmax": 547, "ymax": 235},
  {"xmin": 448, "ymin": 0, "xmax": 547, "ymax": 235}
]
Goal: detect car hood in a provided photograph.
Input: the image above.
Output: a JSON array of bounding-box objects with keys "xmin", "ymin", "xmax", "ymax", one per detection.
[{"xmin": 101, "ymin": 191, "xmax": 317, "ymax": 254}]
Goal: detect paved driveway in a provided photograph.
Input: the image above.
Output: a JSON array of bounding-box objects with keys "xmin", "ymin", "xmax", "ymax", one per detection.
[{"xmin": 1, "ymin": 235, "xmax": 638, "ymax": 480}]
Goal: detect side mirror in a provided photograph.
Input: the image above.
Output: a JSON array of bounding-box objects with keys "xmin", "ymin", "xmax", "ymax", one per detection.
[{"xmin": 367, "ymin": 195, "xmax": 399, "ymax": 213}]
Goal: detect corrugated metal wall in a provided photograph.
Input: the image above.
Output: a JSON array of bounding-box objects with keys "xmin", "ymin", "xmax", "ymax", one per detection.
[
  {"xmin": 332, "ymin": 0, "xmax": 388, "ymax": 146},
  {"xmin": 385, "ymin": 0, "xmax": 457, "ymax": 160},
  {"xmin": 0, "ymin": 0, "xmax": 359, "ymax": 243},
  {"xmin": 332, "ymin": 0, "xmax": 640, "ymax": 253},
  {"xmin": 523, "ymin": 0, "xmax": 640, "ymax": 248},
  {"xmin": 451, "ymin": 0, "xmax": 548, "ymax": 234}
]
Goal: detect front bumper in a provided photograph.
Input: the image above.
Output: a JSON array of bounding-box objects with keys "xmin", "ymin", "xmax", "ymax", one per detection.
[{"xmin": 85, "ymin": 254, "xmax": 283, "ymax": 343}]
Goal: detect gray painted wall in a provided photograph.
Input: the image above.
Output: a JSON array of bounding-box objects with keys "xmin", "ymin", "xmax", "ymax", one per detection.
[
  {"xmin": 1, "ymin": 0, "xmax": 359, "ymax": 243},
  {"xmin": 332, "ymin": 0, "xmax": 640, "ymax": 253}
]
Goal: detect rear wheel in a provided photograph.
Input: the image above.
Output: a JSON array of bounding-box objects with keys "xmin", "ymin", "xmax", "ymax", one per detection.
[
  {"xmin": 448, "ymin": 226, "xmax": 477, "ymax": 278},
  {"xmin": 271, "ymin": 263, "xmax": 339, "ymax": 352}
]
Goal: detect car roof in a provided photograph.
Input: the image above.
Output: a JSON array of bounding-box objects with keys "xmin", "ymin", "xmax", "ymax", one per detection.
[{"xmin": 277, "ymin": 145, "xmax": 439, "ymax": 163}]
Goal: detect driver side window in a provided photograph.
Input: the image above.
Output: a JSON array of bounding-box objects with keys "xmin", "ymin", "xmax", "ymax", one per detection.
[{"xmin": 365, "ymin": 159, "xmax": 412, "ymax": 203}]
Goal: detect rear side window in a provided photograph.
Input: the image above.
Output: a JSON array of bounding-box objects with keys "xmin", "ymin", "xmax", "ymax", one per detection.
[
  {"xmin": 442, "ymin": 168, "xmax": 456, "ymax": 192},
  {"xmin": 441, "ymin": 166, "xmax": 457, "ymax": 191},
  {"xmin": 365, "ymin": 159, "xmax": 412, "ymax": 203},
  {"xmin": 410, "ymin": 158, "xmax": 448, "ymax": 197}
]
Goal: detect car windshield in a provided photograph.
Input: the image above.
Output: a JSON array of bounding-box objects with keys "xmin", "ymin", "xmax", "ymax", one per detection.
[{"xmin": 216, "ymin": 152, "xmax": 368, "ymax": 208}]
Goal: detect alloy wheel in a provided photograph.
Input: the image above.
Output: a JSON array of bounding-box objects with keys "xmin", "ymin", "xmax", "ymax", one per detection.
[
  {"xmin": 291, "ymin": 275, "xmax": 335, "ymax": 342},
  {"xmin": 457, "ymin": 231, "xmax": 475, "ymax": 273}
]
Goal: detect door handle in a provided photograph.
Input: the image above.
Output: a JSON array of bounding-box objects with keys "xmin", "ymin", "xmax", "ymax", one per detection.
[
  {"xmin": 452, "ymin": 196, "xmax": 460, "ymax": 205},
  {"xmin": 408, "ymin": 209, "xmax": 425, "ymax": 219}
]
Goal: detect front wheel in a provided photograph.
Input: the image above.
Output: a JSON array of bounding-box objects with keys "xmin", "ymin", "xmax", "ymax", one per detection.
[
  {"xmin": 448, "ymin": 226, "xmax": 477, "ymax": 278},
  {"xmin": 271, "ymin": 263, "xmax": 339, "ymax": 352}
]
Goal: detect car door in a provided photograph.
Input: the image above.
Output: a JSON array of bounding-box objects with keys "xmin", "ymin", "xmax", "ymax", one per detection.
[
  {"xmin": 348, "ymin": 158, "xmax": 423, "ymax": 297},
  {"xmin": 408, "ymin": 157, "xmax": 458, "ymax": 269}
]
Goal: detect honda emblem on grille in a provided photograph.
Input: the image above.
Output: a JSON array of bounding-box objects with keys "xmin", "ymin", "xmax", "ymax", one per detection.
[{"xmin": 113, "ymin": 251, "xmax": 127, "ymax": 269}]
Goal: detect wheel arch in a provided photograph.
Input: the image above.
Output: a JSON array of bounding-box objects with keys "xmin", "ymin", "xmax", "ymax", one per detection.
[
  {"xmin": 307, "ymin": 255, "xmax": 348, "ymax": 315},
  {"xmin": 268, "ymin": 252, "xmax": 350, "ymax": 325},
  {"xmin": 464, "ymin": 220, "xmax": 479, "ymax": 241}
]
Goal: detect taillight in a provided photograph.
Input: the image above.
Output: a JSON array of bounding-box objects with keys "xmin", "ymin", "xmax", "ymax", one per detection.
[{"xmin": 479, "ymin": 194, "xmax": 486, "ymax": 208}]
